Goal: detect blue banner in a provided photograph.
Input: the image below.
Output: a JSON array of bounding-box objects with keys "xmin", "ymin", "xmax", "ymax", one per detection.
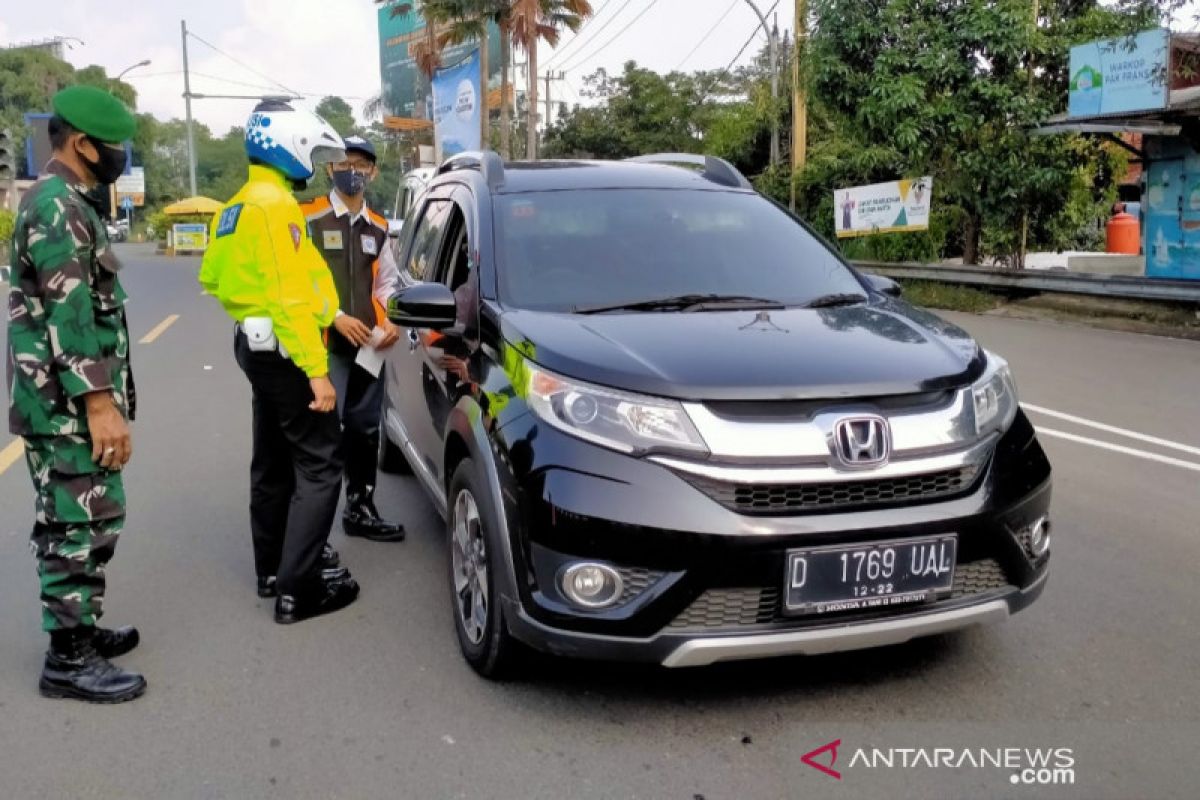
[
  {"xmin": 432, "ymin": 48, "xmax": 481, "ymax": 161},
  {"xmin": 1068, "ymin": 29, "xmax": 1169, "ymax": 119}
]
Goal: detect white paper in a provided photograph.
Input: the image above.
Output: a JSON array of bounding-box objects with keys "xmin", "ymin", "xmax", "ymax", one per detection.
[{"xmin": 354, "ymin": 327, "xmax": 388, "ymax": 378}]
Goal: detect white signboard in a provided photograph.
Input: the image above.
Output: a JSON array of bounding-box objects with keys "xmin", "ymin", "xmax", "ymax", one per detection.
[
  {"xmin": 115, "ymin": 167, "xmax": 146, "ymax": 207},
  {"xmin": 835, "ymin": 177, "xmax": 932, "ymax": 239}
]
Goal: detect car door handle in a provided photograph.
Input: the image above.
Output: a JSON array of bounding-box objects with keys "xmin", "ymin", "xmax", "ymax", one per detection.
[{"xmin": 407, "ymin": 328, "xmax": 420, "ymax": 352}]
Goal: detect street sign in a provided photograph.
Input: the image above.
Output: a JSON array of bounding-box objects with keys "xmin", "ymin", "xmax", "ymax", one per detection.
[
  {"xmin": 121, "ymin": 196, "xmax": 134, "ymax": 211},
  {"xmin": 116, "ymin": 167, "xmax": 146, "ymax": 207}
]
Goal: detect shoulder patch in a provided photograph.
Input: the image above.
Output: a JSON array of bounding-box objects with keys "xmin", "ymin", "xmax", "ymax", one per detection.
[
  {"xmin": 366, "ymin": 210, "xmax": 389, "ymax": 232},
  {"xmin": 216, "ymin": 204, "xmax": 244, "ymax": 238}
]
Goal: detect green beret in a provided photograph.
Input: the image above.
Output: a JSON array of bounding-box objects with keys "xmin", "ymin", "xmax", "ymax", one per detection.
[{"xmin": 52, "ymin": 85, "xmax": 137, "ymax": 143}]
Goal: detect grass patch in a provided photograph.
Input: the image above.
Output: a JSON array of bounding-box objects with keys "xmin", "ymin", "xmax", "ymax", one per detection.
[{"xmin": 898, "ymin": 279, "xmax": 1002, "ymax": 313}]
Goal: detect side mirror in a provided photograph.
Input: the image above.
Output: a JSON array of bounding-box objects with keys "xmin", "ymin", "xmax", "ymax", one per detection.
[
  {"xmin": 388, "ymin": 282, "xmax": 458, "ymax": 330},
  {"xmin": 865, "ymin": 273, "xmax": 903, "ymax": 298}
]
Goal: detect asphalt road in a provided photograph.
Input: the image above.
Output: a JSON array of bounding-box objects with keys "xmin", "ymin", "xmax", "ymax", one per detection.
[{"xmin": 1, "ymin": 245, "xmax": 1197, "ymax": 800}]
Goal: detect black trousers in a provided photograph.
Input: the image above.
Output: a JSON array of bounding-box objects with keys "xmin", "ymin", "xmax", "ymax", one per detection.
[
  {"xmin": 328, "ymin": 350, "xmax": 384, "ymax": 492},
  {"xmin": 234, "ymin": 330, "xmax": 343, "ymax": 596}
]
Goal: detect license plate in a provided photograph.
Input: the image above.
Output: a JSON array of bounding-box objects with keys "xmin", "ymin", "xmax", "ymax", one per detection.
[{"xmin": 784, "ymin": 535, "xmax": 957, "ymax": 615}]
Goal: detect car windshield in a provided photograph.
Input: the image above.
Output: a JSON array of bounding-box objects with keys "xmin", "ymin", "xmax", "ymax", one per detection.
[{"xmin": 494, "ymin": 189, "xmax": 865, "ymax": 312}]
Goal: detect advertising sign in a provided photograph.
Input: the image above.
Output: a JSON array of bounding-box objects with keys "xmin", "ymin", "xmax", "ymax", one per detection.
[
  {"xmin": 1068, "ymin": 29, "xmax": 1169, "ymax": 118},
  {"xmin": 432, "ymin": 49, "xmax": 482, "ymax": 161},
  {"xmin": 173, "ymin": 223, "xmax": 208, "ymax": 252},
  {"xmin": 115, "ymin": 167, "xmax": 145, "ymax": 207},
  {"xmin": 377, "ymin": 2, "xmax": 500, "ymax": 120},
  {"xmin": 834, "ymin": 178, "xmax": 933, "ymax": 239}
]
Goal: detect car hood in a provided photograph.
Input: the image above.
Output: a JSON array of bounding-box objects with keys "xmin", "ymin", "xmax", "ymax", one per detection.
[{"xmin": 499, "ymin": 300, "xmax": 984, "ymax": 401}]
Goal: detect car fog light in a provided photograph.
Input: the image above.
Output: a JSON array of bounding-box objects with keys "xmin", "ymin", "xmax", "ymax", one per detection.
[
  {"xmin": 1024, "ymin": 516, "xmax": 1050, "ymax": 559},
  {"xmin": 560, "ymin": 563, "xmax": 623, "ymax": 609}
]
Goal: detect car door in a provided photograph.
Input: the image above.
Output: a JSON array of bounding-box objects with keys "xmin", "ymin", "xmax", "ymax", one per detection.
[
  {"xmin": 410, "ymin": 190, "xmax": 478, "ymax": 484},
  {"xmin": 387, "ymin": 190, "xmax": 455, "ymax": 482}
]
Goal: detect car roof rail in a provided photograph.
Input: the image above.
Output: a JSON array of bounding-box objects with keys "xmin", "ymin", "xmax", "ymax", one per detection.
[
  {"xmin": 625, "ymin": 152, "xmax": 753, "ymax": 190},
  {"xmin": 437, "ymin": 150, "xmax": 505, "ymax": 190}
]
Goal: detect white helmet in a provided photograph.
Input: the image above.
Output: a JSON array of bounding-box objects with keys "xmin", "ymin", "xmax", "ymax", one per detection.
[{"xmin": 244, "ymin": 100, "xmax": 346, "ymax": 181}]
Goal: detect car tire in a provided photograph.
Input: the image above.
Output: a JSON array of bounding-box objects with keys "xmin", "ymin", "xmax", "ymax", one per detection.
[
  {"xmin": 447, "ymin": 458, "xmax": 522, "ymax": 679},
  {"xmin": 378, "ymin": 429, "xmax": 412, "ymax": 474}
]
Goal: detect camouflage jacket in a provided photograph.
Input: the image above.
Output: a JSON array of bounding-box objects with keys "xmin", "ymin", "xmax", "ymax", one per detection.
[{"xmin": 6, "ymin": 160, "xmax": 136, "ymax": 437}]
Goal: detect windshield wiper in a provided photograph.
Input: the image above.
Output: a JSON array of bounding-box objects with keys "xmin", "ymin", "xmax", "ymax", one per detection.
[
  {"xmin": 574, "ymin": 293, "xmax": 785, "ymax": 314},
  {"xmin": 803, "ymin": 293, "xmax": 868, "ymax": 309}
]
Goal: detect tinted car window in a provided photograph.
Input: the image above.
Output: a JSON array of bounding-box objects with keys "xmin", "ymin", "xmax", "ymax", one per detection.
[
  {"xmin": 494, "ymin": 189, "xmax": 864, "ymax": 311},
  {"xmin": 406, "ymin": 199, "xmax": 452, "ymax": 282}
]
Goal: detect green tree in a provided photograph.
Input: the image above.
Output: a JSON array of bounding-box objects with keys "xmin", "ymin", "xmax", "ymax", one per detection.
[
  {"xmin": 804, "ymin": 0, "xmax": 1163, "ymax": 264},
  {"xmin": 316, "ymin": 96, "xmax": 357, "ymax": 136}
]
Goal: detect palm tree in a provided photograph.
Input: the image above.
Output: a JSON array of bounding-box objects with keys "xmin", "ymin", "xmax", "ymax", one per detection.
[{"xmin": 509, "ymin": 0, "xmax": 593, "ymax": 160}]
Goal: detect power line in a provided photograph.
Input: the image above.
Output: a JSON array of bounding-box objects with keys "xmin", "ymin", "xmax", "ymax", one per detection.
[
  {"xmin": 559, "ymin": 0, "xmax": 662, "ymax": 73},
  {"xmin": 543, "ymin": 0, "xmax": 621, "ymax": 70},
  {"xmin": 186, "ymin": 29, "xmax": 302, "ymax": 97},
  {"xmin": 720, "ymin": 0, "xmax": 780, "ymax": 76},
  {"xmin": 674, "ymin": 0, "xmax": 740, "ymax": 72}
]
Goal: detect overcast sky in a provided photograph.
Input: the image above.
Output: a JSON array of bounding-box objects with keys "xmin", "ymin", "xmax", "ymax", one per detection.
[
  {"xmin": 0, "ymin": 0, "xmax": 801, "ymax": 134},
  {"xmin": 2, "ymin": 0, "xmax": 1197, "ymax": 135}
]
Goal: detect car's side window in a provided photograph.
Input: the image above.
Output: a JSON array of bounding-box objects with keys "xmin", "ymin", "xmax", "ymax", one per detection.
[
  {"xmin": 432, "ymin": 204, "xmax": 470, "ymax": 290},
  {"xmin": 406, "ymin": 198, "xmax": 452, "ymax": 282}
]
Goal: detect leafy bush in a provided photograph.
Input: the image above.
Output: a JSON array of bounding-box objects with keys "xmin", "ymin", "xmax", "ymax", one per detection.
[{"xmin": 0, "ymin": 208, "xmax": 15, "ymax": 256}]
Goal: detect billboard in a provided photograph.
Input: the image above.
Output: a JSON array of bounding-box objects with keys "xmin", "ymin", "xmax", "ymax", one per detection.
[
  {"xmin": 1069, "ymin": 29, "xmax": 1169, "ymax": 119},
  {"xmin": 432, "ymin": 49, "xmax": 482, "ymax": 160},
  {"xmin": 173, "ymin": 223, "xmax": 208, "ymax": 252},
  {"xmin": 377, "ymin": 1, "xmax": 501, "ymax": 120},
  {"xmin": 115, "ymin": 167, "xmax": 145, "ymax": 207},
  {"xmin": 834, "ymin": 178, "xmax": 933, "ymax": 239}
]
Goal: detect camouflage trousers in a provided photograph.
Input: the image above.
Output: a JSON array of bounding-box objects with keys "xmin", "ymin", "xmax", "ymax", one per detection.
[{"xmin": 22, "ymin": 434, "xmax": 126, "ymax": 632}]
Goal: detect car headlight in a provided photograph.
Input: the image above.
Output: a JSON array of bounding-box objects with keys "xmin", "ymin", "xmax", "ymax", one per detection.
[
  {"xmin": 526, "ymin": 362, "xmax": 709, "ymax": 456},
  {"xmin": 972, "ymin": 351, "xmax": 1018, "ymax": 435}
]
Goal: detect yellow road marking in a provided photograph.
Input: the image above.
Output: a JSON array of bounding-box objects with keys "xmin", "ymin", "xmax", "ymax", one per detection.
[
  {"xmin": 0, "ymin": 439, "xmax": 24, "ymax": 475},
  {"xmin": 140, "ymin": 314, "xmax": 181, "ymax": 344}
]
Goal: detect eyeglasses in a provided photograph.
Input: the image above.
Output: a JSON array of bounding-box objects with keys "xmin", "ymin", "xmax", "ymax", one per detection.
[{"xmin": 331, "ymin": 160, "xmax": 374, "ymax": 172}]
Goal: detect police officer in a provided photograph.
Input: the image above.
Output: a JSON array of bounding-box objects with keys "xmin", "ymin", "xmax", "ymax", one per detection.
[
  {"xmin": 7, "ymin": 85, "xmax": 145, "ymax": 702},
  {"xmin": 199, "ymin": 100, "xmax": 359, "ymax": 624},
  {"xmin": 301, "ymin": 135, "xmax": 405, "ymax": 542}
]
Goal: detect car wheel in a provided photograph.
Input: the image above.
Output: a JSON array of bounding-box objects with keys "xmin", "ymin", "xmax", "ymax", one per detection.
[
  {"xmin": 448, "ymin": 458, "xmax": 521, "ymax": 679},
  {"xmin": 378, "ymin": 429, "xmax": 412, "ymax": 474}
]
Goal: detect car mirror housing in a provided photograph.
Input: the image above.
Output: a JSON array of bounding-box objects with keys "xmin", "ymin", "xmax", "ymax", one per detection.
[{"xmin": 387, "ymin": 283, "xmax": 458, "ymax": 330}]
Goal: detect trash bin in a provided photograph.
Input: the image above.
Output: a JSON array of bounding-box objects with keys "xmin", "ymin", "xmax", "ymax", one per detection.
[{"xmin": 1106, "ymin": 212, "xmax": 1140, "ymax": 255}]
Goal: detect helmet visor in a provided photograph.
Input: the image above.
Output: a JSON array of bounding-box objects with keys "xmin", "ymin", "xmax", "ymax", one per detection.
[{"xmin": 311, "ymin": 144, "xmax": 347, "ymax": 166}]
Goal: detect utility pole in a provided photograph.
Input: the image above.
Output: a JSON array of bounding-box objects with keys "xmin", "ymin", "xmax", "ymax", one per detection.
[
  {"xmin": 527, "ymin": 38, "xmax": 539, "ymax": 161},
  {"xmin": 543, "ymin": 71, "xmax": 564, "ymax": 133},
  {"xmin": 181, "ymin": 20, "xmax": 198, "ymax": 197},
  {"xmin": 743, "ymin": 1, "xmax": 779, "ymax": 167},
  {"xmin": 791, "ymin": 0, "xmax": 808, "ymax": 211}
]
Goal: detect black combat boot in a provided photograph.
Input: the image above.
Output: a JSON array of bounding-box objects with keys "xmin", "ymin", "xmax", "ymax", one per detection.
[
  {"xmin": 40, "ymin": 629, "xmax": 147, "ymax": 703},
  {"xmin": 256, "ymin": 544, "xmax": 343, "ymax": 598},
  {"xmin": 343, "ymin": 485, "xmax": 405, "ymax": 542},
  {"xmin": 258, "ymin": 566, "xmax": 349, "ymax": 599},
  {"xmin": 275, "ymin": 574, "xmax": 361, "ymax": 624},
  {"xmin": 91, "ymin": 626, "xmax": 140, "ymax": 659}
]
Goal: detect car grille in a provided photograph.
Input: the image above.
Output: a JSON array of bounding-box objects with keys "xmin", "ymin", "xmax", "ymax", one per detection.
[
  {"xmin": 683, "ymin": 465, "xmax": 981, "ymax": 516},
  {"xmin": 616, "ymin": 566, "xmax": 666, "ymax": 605},
  {"xmin": 666, "ymin": 558, "xmax": 1010, "ymax": 630}
]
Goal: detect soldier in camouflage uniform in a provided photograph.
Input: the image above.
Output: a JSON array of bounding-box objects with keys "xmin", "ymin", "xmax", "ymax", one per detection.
[{"xmin": 6, "ymin": 85, "xmax": 146, "ymax": 703}]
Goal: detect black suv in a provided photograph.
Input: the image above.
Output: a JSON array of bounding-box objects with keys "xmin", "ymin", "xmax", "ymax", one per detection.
[{"xmin": 381, "ymin": 152, "xmax": 1052, "ymax": 677}]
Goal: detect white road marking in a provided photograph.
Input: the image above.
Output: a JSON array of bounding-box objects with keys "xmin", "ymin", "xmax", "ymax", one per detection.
[
  {"xmin": 139, "ymin": 314, "xmax": 181, "ymax": 344},
  {"xmin": 1022, "ymin": 403, "xmax": 1200, "ymax": 457},
  {"xmin": 1035, "ymin": 427, "xmax": 1200, "ymax": 474},
  {"xmin": 0, "ymin": 439, "xmax": 25, "ymax": 475}
]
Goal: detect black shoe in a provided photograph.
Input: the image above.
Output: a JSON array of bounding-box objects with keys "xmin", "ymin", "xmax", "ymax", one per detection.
[
  {"xmin": 91, "ymin": 626, "xmax": 140, "ymax": 659},
  {"xmin": 274, "ymin": 577, "xmax": 361, "ymax": 624},
  {"xmin": 322, "ymin": 542, "xmax": 341, "ymax": 568},
  {"xmin": 258, "ymin": 566, "xmax": 349, "ymax": 599},
  {"xmin": 343, "ymin": 487, "xmax": 405, "ymax": 542},
  {"xmin": 40, "ymin": 633, "xmax": 146, "ymax": 704}
]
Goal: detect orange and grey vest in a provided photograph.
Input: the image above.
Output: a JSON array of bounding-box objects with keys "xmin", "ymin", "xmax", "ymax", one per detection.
[{"xmin": 301, "ymin": 195, "xmax": 388, "ymax": 354}]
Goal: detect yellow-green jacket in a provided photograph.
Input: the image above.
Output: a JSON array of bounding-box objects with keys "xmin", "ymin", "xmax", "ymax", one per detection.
[{"xmin": 199, "ymin": 165, "xmax": 338, "ymax": 377}]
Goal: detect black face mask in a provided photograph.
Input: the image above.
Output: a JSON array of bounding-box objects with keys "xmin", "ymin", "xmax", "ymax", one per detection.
[{"xmin": 80, "ymin": 136, "xmax": 128, "ymax": 185}]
